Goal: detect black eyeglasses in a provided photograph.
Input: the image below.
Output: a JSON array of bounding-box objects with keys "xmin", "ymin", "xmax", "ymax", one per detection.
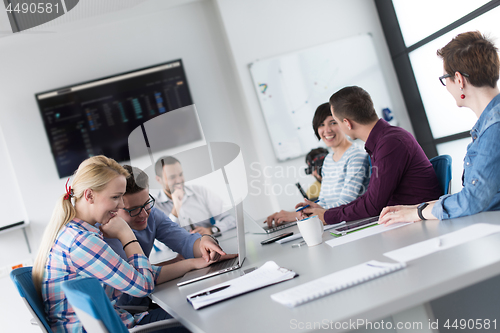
[
  {"xmin": 439, "ymin": 72, "xmax": 469, "ymax": 86},
  {"xmin": 122, "ymin": 194, "xmax": 155, "ymax": 217}
]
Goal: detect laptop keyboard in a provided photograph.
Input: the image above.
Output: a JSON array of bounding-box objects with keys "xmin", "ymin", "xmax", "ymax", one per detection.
[
  {"xmin": 207, "ymin": 257, "xmax": 239, "ymax": 274},
  {"xmin": 266, "ymin": 222, "xmax": 297, "ymax": 233}
]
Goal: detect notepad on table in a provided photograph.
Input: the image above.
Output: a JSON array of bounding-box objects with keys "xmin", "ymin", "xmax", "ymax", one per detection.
[
  {"xmin": 187, "ymin": 261, "xmax": 297, "ymax": 310},
  {"xmin": 271, "ymin": 260, "xmax": 406, "ymax": 308}
]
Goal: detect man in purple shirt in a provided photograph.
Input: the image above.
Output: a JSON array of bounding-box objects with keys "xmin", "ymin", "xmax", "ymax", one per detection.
[{"xmin": 303, "ymin": 86, "xmax": 442, "ymax": 224}]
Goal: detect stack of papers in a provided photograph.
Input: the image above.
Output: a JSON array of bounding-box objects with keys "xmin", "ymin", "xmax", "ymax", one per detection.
[{"xmin": 187, "ymin": 261, "xmax": 297, "ymax": 310}]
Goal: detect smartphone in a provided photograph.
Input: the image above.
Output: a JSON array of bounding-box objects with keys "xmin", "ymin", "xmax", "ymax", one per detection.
[
  {"xmin": 330, "ymin": 216, "xmax": 379, "ymax": 236},
  {"xmin": 295, "ymin": 182, "xmax": 309, "ymax": 199},
  {"xmin": 260, "ymin": 232, "xmax": 294, "ymax": 245}
]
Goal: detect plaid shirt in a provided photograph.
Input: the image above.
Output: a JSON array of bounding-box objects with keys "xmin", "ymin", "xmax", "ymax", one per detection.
[{"xmin": 42, "ymin": 218, "xmax": 161, "ymax": 332}]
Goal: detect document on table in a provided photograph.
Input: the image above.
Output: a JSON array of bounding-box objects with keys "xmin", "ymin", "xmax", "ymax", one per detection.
[
  {"xmin": 325, "ymin": 222, "xmax": 412, "ymax": 248},
  {"xmin": 187, "ymin": 261, "xmax": 297, "ymax": 310},
  {"xmin": 271, "ymin": 260, "xmax": 406, "ymax": 308},
  {"xmin": 384, "ymin": 223, "xmax": 500, "ymax": 262}
]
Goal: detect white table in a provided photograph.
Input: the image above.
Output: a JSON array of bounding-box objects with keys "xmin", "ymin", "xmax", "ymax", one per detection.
[{"xmin": 151, "ymin": 211, "xmax": 500, "ymax": 332}]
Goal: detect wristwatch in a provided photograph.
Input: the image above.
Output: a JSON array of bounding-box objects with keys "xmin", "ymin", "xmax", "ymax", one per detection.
[
  {"xmin": 211, "ymin": 226, "xmax": 220, "ymax": 234},
  {"xmin": 417, "ymin": 202, "xmax": 429, "ymax": 221}
]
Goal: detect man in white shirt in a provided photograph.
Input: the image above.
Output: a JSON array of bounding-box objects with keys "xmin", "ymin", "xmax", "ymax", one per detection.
[{"xmin": 154, "ymin": 156, "xmax": 236, "ymax": 235}]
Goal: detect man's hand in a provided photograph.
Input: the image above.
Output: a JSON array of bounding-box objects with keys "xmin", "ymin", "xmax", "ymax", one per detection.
[
  {"xmin": 265, "ymin": 210, "xmax": 300, "ymax": 228},
  {"xmin": 295, "ymin": 198, "xmax": 322, "ymax": 210},
  {"xmin": 170, "ymin": 187, "xmax": 185, "ymax": 218},
  {"xmin": 302, "ymin": 207, "xmax": 327, "ymax": 224},
  {"xmin": 199, "ymin": 235, "xmax": 226, "ymax": 262},
  {"xmin": 191, "ymin": 226, "xmax": 212, "ymax": 235},
  {"xmin": 312, "ymin": 169, "xmax": 322, "ymax": 182}
]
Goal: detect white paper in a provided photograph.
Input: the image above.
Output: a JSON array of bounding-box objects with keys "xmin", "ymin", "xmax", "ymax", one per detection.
[
  {"xmin": 326, "ymin": 222, "xmax": 413, "ymax": 248},
  {"xmin": 187, "ymin": 261, "xmax": 297, "ymax": 309},
  {"xmin": 271, "ymin": 260, "xmax": 406, "ymax": 308},
  {"xmin": 384, "ymin": 223, "xmax": 500, "ymax": 262}
]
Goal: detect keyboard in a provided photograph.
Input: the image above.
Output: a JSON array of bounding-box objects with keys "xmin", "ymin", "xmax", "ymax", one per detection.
[{"xmin": 207, "ymin": 257, "xmax": 239, "ymax": 274}]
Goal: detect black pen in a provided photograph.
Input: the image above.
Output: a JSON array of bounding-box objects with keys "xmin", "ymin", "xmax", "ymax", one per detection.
[{"xmin": 189, "ymin": 285, "xmax": 230, "ymax": 299}]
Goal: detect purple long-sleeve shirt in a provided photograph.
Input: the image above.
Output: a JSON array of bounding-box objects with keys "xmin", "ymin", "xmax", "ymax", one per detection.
[{"xmin": 324, "ymin": 119, "xmax": 443, "ymax": 224}]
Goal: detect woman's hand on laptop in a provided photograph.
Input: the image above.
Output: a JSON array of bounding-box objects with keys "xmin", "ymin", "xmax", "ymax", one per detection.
[{"xmin": 265, "ymin": 210, "xmax": 300, "ymax": 228}]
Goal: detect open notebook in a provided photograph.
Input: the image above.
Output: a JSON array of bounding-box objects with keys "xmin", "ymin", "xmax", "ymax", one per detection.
[
  {"xmin": 271, "ymin": 260, "xmax": 406, "ymax": 308},
  {"xmin": 187, "ymin": 261, "xmax": 297, "ymax": 310}
]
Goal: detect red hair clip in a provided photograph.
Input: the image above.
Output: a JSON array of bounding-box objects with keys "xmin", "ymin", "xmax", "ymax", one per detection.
[{"xmin": 63, "ymin": 178, "xmax": 73, "ymax": 200}]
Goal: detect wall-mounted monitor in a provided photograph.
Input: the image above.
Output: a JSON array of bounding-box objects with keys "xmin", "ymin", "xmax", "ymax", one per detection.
[{"xmin": 36, "ymin": 59, "xmax": 193, "ymax": 178}]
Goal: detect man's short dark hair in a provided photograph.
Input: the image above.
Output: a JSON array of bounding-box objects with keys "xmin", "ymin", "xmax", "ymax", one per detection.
[
  {"xmin": 312, "ymin": 103, "xmax": 332, "ymax": 140},
  {"xmin": 154, "ymin": 156, "xmax": 180, "ymax": 177},
  {"xmin": 123, "ymin": 165, "xmax": 149, "ymax": 194},
  {"xmin": 329, "ymin": 86, "xmax": 378, "ymax": 125}
]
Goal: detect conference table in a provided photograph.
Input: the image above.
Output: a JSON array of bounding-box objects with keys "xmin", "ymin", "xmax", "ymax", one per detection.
[{"xmin": 150, "ymin": 211, "xmax": 500, "ymax": 333}]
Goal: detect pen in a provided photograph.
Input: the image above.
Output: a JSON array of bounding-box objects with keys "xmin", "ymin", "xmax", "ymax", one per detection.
[
  {"xmin": 296, "ymin": 199, "xmax": 320, "ymax": 212},
  {"xmin": 189, "ymin": 285, "xmax": 230, "ymax": 299}
]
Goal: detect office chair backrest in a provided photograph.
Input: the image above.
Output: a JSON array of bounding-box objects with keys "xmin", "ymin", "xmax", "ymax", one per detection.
[
  {"xmin": 62, "ymin": 277, "xmax": 129, "ymax": 333},
  {"xmin": 10, "ymin": 266, "xmax": 53, "ymax": 333},
  {"xmin": 430, "ymin": 155, "xmax": 452, "ymax": 195}
]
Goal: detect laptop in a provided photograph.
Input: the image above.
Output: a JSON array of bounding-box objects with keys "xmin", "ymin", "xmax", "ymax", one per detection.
[
  {"xmin": 244, "ymin": 210, "xmax": 297, "ymax": 234},
  {"xmin": 177, "ymin": 203, "xmax": 246, "ymax": 286}
]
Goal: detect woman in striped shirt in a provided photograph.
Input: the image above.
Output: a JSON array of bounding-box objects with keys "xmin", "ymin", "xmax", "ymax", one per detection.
[
  {"xmin": 32, "ymin": 156, "xmax": 193, "ymax": 332},
  {"xmin": 266, "ymin": 103, "xmax": 370, "ymax": 226}
]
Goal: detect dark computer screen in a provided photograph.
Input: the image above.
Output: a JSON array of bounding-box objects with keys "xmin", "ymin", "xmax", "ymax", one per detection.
[{"xmin": 36, "ymin": 59, "xmax": 193, "ymax": 178}]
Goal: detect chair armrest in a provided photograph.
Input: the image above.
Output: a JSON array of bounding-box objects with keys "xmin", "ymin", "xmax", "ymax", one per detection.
[
  {"xmin": 117, "ymin": 305, "xmax": 149, "ymax": 314},
  {"xmin": 129, "ymin": 318, "xmax": 182, "ymax": 332}
]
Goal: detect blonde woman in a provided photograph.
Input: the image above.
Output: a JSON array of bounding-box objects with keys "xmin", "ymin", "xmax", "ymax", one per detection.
[{"xmin": 33, "ymin": 156, "xmax": 211, "ymax": 332}]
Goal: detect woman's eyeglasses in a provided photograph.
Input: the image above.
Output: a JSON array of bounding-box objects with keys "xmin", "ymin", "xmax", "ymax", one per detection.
[
  {"xmin": 439, "ymin": 72, "xmax": 469, "ymax": 86},
  {"xmin": 122, "ymin": 194, "xmax": 155, "ymax": 217}
]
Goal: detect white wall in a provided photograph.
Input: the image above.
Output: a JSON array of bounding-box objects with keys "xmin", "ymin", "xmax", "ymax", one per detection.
[{"xmin": 0, "ymin": 0, "xmax": 410, "ymax": 330}]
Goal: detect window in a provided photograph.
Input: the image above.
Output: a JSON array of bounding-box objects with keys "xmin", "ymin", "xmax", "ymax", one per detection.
[{"xmin": 375, "ymin": 0, "xmax": 500, "ymax": 193}]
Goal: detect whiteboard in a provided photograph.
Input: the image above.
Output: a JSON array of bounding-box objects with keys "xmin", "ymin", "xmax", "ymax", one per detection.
[
  {"xmin": 0, "ymin": 125, "xmax": 28, "ymax": 231},
  {"xmin": 249, "ymin": 34, "xmax": 394, "ymax": 161}
]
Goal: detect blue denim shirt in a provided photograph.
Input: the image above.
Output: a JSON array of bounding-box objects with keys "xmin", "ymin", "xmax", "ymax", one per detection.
[{"xmin": 432, "ymin": 93, "xmax": 500, "ymax": 219}]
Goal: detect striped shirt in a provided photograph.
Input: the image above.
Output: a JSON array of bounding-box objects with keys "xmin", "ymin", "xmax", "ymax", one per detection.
[
  {"xmin": 42, "ymin": 218, "xmax": 161, "ymax": 332},
  {"xmin": 318, "ymin": 145, "xmax": 370, "ymax": 209}
]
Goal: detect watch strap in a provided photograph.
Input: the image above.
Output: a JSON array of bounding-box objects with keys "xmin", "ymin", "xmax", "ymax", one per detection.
[{"xmin": 417, "ymin": 202, "xmax": 429, "ymax": 221}]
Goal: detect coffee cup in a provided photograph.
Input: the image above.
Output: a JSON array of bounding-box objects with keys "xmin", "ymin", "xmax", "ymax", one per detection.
[{"xmin": 296, "ymin": 215, "xmax": 324, "ymax": 246}]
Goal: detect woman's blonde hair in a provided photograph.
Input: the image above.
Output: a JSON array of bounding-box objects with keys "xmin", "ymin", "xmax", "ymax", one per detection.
[{"xmin": 33, "ymin": 155, "xmax": 129, "ymax": 294}]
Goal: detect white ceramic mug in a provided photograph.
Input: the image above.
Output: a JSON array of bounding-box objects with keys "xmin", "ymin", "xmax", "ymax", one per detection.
[{"xmin": 296, "ymin": 215, "xmax": 324, "ymax": 246}]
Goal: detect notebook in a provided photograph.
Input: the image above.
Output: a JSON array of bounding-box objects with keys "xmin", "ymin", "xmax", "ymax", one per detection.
[
  {"xmin": 187, "ymin": 261, "xmax": 297, "ymax": 310},
  {"xmin": 244, "ymin": 210, "xmax": 297, "ymax": 234},
  {"xmin": 177, "ymin": 202, "xmax": 246, "ymax": 286},
  {"xmin": 271, "ymin": 260, "xmax": 406, "ymax": 308}
]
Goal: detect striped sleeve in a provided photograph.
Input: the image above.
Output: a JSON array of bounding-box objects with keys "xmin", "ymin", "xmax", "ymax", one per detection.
[
  {"xmin": 332, "ymin": 150, "xmax": 370, "ymax": 207},
  {"xmin": 320, "ymin": 148, "xmax": 370, "ymax": 209},
  {"xmin": 69, "ymin": 232, "xmax": 155, "ymax": 297}
]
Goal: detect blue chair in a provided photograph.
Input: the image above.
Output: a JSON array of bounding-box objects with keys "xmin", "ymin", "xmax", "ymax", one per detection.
[
  {"xmin": 430, "ymin": 155, "xmax": 452, "ymax": 195},
  {"xmin": 10, "ymin": 267, "xmax": 53, "ymax": 333},
  {"xmin": 62, "ymin": 277, "xmax": 181, "ymax": 333}
]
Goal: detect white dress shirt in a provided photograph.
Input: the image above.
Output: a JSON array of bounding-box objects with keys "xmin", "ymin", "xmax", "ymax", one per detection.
[{"xmin": 154, "ymin": 185, "xmax": 236, "ymax": 233}]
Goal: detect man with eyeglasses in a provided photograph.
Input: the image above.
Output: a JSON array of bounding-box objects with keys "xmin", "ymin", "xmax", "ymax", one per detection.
[{"xmin": 103, "ymin": 165, "xmax": 235, "ymax": 309}]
